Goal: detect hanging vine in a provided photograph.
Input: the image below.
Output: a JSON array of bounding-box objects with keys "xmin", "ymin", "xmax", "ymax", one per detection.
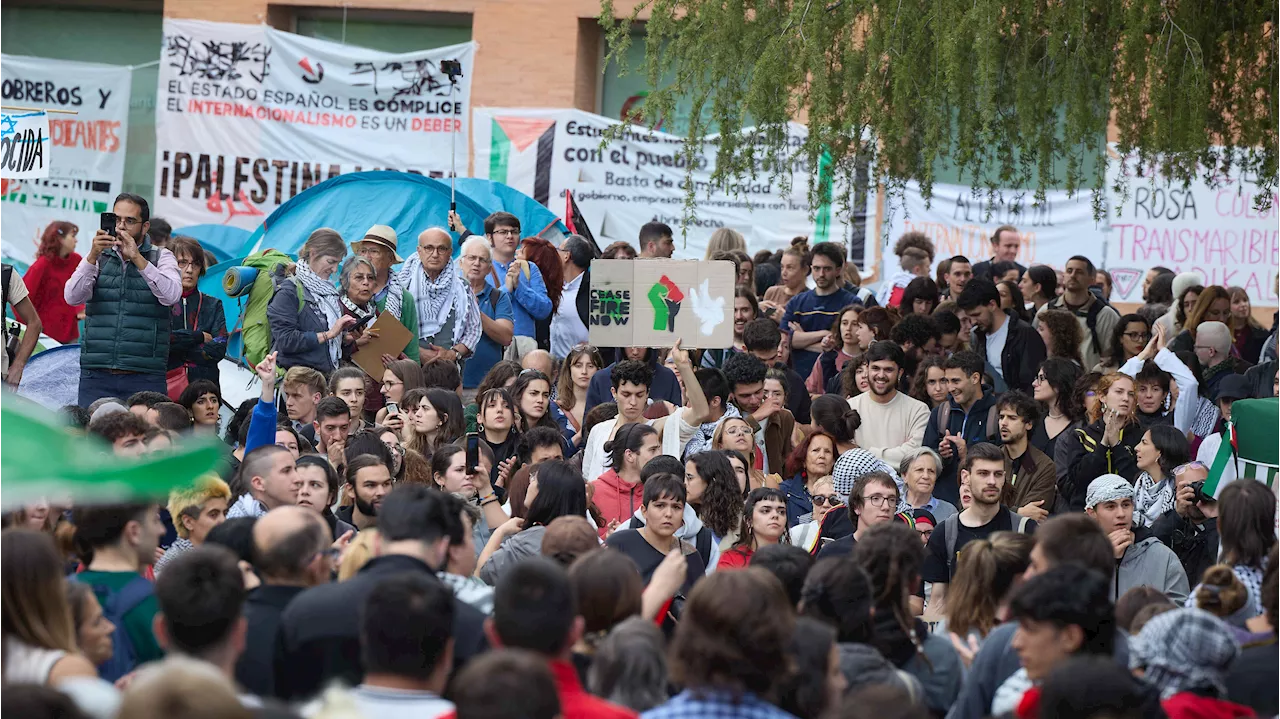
[{"xmin": 599, "ymin": 0, "xmax": 1277, "ymax": 229}]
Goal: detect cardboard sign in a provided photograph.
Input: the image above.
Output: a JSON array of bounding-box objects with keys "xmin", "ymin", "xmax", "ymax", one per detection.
[
  {"xmin": 0, "ymin": 109, "xmax": 50, "ymax": 180},
  {"xmin": 350, "ymin": 311, "xmax": 414, "ymax": 380},
  {"xmin": 587, "ymin": 260, "xmax": 734, "ymax": 349}
]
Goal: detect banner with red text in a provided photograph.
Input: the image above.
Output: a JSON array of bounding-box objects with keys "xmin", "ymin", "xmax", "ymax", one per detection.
[
  {"xmin": 154, "ymin": 19, "xmax": 474, "ymax": 229},
  {"xmin": 1, "ymin": 55, "xmax": 131, "ymax": 264},
  {"xmin": 874, "ymin": 161, "xmax": 1279, "ymax": 308},
  {"xmin": 1105, "ymin": 156, "xmax": 1278, "ymax": 306}
]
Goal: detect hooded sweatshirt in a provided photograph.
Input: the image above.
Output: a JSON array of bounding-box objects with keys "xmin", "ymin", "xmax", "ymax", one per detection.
[
  {"xmin": 838, "ymin": 642, "xmax": 924, "ymax": 701},
  {"xmin": 591, "ymin": 469, "xmax": 643, "ymax": 536},
  {"xmin": 1115, "ymin": 535, "xmax": 1191, "ymax": 604},
  {"xmin": 628, "ymin": 504, "xmax": 721, "ymax": 572}
]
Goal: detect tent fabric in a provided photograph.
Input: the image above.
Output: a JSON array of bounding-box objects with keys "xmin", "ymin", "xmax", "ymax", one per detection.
[
  {"xmin": 174, "ymin": 224, "xmax": 253, "ymax": 264},
  {"xmin": 15, "ymin": 344, "xmax": 80, "ymax": 409},
  {"xmin": 454, "ymin": 177, "xmax": 568, "ymax": 242},
  {"xmin": 235, "ymin": 171, "xmax": 492, "ymax": 262}
]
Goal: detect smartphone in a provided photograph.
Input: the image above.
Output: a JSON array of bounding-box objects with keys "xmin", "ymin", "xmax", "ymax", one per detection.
[
  {"xmin": 352, "ymin": 313, "xmax": 376, "ymax": 331},
  {"xmin": 385, "ymin": 401, "xmax": 399, "ymax": 415},
  {"xmin": 465, "ymin": 432, "xmax": 481, "ymax": 475},
  {"xmin": 100, "ymin": 212, "xmax": 118, "ymax": 238}
]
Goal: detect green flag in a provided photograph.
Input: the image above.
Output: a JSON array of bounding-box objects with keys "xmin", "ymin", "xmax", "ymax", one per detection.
[
  {"xmin": 1203, "ymin": 397, "xmax": 1279, "ymax": 499},
  {"xmin": 1, "ymin": 393, "xmax": 227, "ymax": 509}
]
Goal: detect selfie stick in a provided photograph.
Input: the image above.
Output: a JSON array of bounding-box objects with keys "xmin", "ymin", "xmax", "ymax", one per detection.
[{"xmin": 445, "ymin": 60, "xmax": 463, "ymax": 215}]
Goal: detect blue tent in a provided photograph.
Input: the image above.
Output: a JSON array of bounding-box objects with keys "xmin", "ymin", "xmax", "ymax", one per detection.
[
  {"xmin": 235, "ymin": 171, "xmax": 492, "ymax": 261},
  {"xmin": 174, "ymin": 224, "xmax": 253, "ymax": 264},
  {"xmin": 453, "ymin": 178, "xmax": 569, "ymax": 241}
]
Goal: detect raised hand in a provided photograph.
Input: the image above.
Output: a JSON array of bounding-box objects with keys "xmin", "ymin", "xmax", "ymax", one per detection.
[
  {"xmin": 668, "ymin": 338, "xmax": 691, "ymax": 366},
  {"xmin": 116, "ymin": 229, "xmax": 139, "ymax": 262}
]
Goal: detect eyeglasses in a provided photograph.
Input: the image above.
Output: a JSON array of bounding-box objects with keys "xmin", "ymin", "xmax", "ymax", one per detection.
[
  {"xmin": 177, "ymin": 260, "xmax": 197, "ymax": 270},
  {"xmin": 811, "ymin": 494, "xmax": 840, "ymax": 507},
  {"xmin": 420, "ymin": 245, "xmax": 451, "ymax": 256},
  {"xmin": 1173, "ymin": 462, "xmax": 1208, "ymax": 475},
  {"xmin": 490, "ymin": 229, "xmax": 519, "ymax": 238},
  {"xmin": 1123, "ymin": 332, "xmax": 1152, "ymax": 342},
  {"xmin": 115, "ymin": 216, "xmax": 142, "ymax": 228},
  {"xmin": 1033, "ymin": 373, "xmax": 1046, "ymax": 383},
  {"xmin": 864, "ymin": 495, "xmax": 897, "ymax": 508}
]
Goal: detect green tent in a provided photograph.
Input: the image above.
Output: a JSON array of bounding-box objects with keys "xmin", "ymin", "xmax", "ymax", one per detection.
[{"xmin": 1203, "ymin": 397, "xmax": 1279, "ymax": 499}]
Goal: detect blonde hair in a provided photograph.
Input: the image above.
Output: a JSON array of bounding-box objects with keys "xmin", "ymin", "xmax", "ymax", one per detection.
[
  {"xmin": 1227, "ymin": 287, "xmax": 1263, "ymax": 331},
  {"xmin": 283, "ymin": 366, "xmax": 326, "ymax": 396},
  {"xmin": 339, "ymin": 529, "xmax": 379, "ymax": 581},
  {"xmin": 1194, "ymin": 564, "xmax": 1250, "ymax": 620},
  {"xmin": 167, "ymin": 474, "xmax": 232, "ymax": 539},
  {"xmin": 704, "ymin": 228, "xmax": 747, "ymax": 259},
  {"xmin": 118, "ymin": 656, "xmax": 250, "ymax": 719},
  {"xmin": 1087, "ymin": 372, "xmax": 1135, "ymax": 424}
]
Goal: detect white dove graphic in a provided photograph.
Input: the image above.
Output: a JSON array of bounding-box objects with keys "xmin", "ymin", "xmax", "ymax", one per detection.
[{"xmin": 689, "ymin": 279, "xmax": 725, "ymax": 336}]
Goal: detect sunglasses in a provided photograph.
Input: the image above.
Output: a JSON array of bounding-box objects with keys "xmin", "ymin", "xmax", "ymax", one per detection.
[{"xmin": 811, "ymin": 494, "xmax": 840, "ymax": 507}]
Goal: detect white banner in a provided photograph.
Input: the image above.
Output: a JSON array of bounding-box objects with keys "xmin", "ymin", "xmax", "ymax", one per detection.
[
  {"xmin": 1, "ymin": 109, "xmax": 50, "ymax": 180},
  {"xmin": 1, "ymin": 55, "xmax": 131, "ymax": 264},
  {"xmin": 473, "ymin": 107, "xmax": 860, "ymax": 261},
  {"xmin": 871, "ymin": 165, "xmax": 1279, "ymax": 308},
  {"xmin": 873, "ymin": 180, "xmax": 1102, "ymax": 286},
  {"xmin": 1105, "ymin": 157, "xmax": 1278, "ymax": 305},
  {"xmin": 155, "ymin": 19, "xmax": 474, "ymax": 229}
]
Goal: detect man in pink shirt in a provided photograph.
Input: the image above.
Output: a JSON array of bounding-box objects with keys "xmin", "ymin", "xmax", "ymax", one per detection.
[{"xmin": 65, "ymin": 193, "xmax": 182, "ymax": 406}]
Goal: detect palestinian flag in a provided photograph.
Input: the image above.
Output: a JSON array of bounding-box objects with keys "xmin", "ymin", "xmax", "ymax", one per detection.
[
  {"xmin": 487, "ymin": 116, "xmax": 556, "ymax": 206},
  {"xmin": 1203, "ymin": 397, "xmax": 1279, "ymax": 500}
]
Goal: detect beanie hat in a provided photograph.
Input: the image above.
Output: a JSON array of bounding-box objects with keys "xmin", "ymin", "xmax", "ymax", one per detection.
[{"xmin": 1171, "ymin": 272, "xmax": 1204, "ymax": 307}]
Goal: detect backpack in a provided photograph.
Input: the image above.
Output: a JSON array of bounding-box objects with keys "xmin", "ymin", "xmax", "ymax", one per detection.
[
  {"xmin": 72, "ymin": 574, "xmax": 154, "ymax": 682},
  {"xmin": 225, "ymin": 249, "xmax": 302, "ymax": 368},
  {"xmin": 937, "ymin": 510, "xmax": 1031, "ymax": 580},
  {"xmin": 627, "ymin": 514, "xmax": 714, "ymax": 570},
  {"xmin": 1051, "ymin": 295, "xmax": 1105, "ymax": 358},
  {"xmin": 932, "ymin": 401, "xmax": 1000, "ymax": 444}
]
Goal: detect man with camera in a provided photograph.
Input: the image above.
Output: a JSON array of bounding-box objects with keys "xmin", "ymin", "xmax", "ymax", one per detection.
[
  {"xmin": 65, "ymin": 193, "xmax": 182, "ymax": 406},
  {"xmin": 1149, "ymin": 461, "xmax": 1220, "ymax": 587}
]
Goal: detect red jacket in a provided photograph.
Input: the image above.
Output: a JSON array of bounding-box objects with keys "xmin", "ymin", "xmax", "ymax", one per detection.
[
  {"xmin": 591, "ymin": 469, "xmax": 642, "ymax": 537},
  {"xmin": 23, "ymin": 252, "xmax": 84, "ymax": 343},
  {"xmin": 1162, "ymin": 693, "xmax": 1256, "ymax": 719},
  {"xmin": 716, "ymin": 546, "xmax": 754, "ymax": 570},
  {"xmin": 549, "ymin": 659, "xmax": 636, "ymax": 719}
]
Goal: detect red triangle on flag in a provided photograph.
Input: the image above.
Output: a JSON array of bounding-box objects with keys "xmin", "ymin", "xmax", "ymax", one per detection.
[{"xmin": 494, "ymin": 117, "xmax": 555, "ymax": 153}]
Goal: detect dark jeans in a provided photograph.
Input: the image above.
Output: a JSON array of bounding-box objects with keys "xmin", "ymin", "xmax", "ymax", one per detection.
[{"xmin": 78, "ymin": 368, "xmax": 166, "ymax": 408}]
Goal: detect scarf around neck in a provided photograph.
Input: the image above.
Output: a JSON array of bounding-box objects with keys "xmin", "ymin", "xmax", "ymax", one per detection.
[
  {"xmin": 381, "ymin": 269, "xmax": 404, "ymax": 319},
  {"xmin": 399, "ymin": 254, "xmax": 468, "ymax": 346},
  {"xmin": 295, "ymin": 261, "xmax": 342, "ymax": 366}
]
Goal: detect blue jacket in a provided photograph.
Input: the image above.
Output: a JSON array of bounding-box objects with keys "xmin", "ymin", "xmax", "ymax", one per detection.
[
  {"xmin": 486, "ymin": 258, "xmax": 552, "ymax": 339},
  {"xmin": 780, "ymin": 474, "xmax": 812, "ymax": 528},
  {"xmin": 265, "ymin": 280, "xmax": 334, "ymax": 373},
  {"xmin": 583, "ymin": 355, "xmax": 684, "ymax": 415},
  {"xmin": 922, "ymin": 389, "xmax": 1001, "ymax": 506}
]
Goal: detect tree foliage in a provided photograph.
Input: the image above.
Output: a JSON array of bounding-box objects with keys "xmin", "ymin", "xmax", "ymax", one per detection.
[{"xmin": 600, "ymin": 0, "xmax": 1277, "ymax": 226}]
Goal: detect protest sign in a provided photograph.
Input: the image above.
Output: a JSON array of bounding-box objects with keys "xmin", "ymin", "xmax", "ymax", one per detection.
[
  {"xmin": 587, "ymin": 259, "xmax": 735, "ymax": 348},
  {"xmin": 871, "ymin": 157, "xmax": 1279, "ymax": 308},
  {"xmin": 1105, "ymin": 156, "xmax": 1278, "ymax": 305},
  {"xmin": 473, "ymin": 107, "xmax": 860, "ymax": 261},
  {"xmin": 0, "ymin": 109, "xmax": 49, "ymax": 180},
  {"xmin": 872, "ymin": 180, "xmax": 1101, "ymax": 286},
  {"xmin": 155, "ymin": 19, "xmax": 474, "ymax": 229},
  {"xmin": 1, "ymin": 55, "xmax": 131, "ymax": 264}
]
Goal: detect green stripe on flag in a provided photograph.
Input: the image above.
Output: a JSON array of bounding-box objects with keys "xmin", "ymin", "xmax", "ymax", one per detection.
[
  {"xmin": 490, "ymin": 120, "xmax": 510, "ymax": 184},
  {"xmin": 1205, "ymin": 422, "xmax": 1236, "ymax": 499},
  {"xmin": 813, "ymin": 148, "xmax": 833, "ymax": 244}
]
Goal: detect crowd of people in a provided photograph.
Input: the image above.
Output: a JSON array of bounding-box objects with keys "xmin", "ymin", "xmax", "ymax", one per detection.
[{"xmin": 2, "ymin": 195, "xmax": 1278, "ymax": 719}]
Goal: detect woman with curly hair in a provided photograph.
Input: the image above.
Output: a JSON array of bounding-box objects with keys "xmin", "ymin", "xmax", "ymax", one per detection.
[
  {"xmin": 1095, "ymin": 313, "xmax": 1151, "ymax": 374},
  {"xmin": 806, "ymin": 305, "xmax": 862, "ymax": 395},
  {"xmin": 22, "ymin": 221, "xmax": 82, "ymax": 343},
  {"xmin": 878, "ymin": 231, "xmax": 936, "ymax": 307},
  {"xmin": 601, "ymin": 241, "xmax": 637, "ymax": 260},
  {"xmin": 910, "ymin": 355, "xmax": 951, "ymax": 409},
  {"xmin": 1037, "ymin": 308, "xmax": 1085, "ymax": 366},
  {"xmin": 1030, "ymin": 357, "xmax": 1085, "ymax": 459},
  {"xmin": 1057, "ymin": 371, "xmax": 1141, "ymax": 510},
  {"xmin": 684, "ymin": 451, "xmax": 744, "ymax": 550}
]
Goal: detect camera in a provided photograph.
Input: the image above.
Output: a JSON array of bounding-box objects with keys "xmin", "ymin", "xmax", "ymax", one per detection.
[
  {"xmin": 1189, "ymin": 480, "xmax": 1210, "ymax": 504},
  {"xmin": 440, "ymin": 59, "xmax": 463, "ymax": 80}
]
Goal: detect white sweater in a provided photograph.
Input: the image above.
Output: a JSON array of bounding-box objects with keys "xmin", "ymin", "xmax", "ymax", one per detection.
[{"xmin": 847, "ymin": 391, "xmax": 931, "ymax": 467}]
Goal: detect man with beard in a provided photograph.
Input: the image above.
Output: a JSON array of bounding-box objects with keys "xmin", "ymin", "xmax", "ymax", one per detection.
[
  {"xmin": 923, "ymin": 350, "xmax": 1000, "ymax": 506},
  {"xmin": 337, "ymin": 454, "xmax": 394, "ymax": 530},
  {"xmin": 957, "ymin": 278, "xmax": 1045, "ymax": 394},
  {"xmin": 816, "ymin": 469, "xmax": 902, "ymax": 559},
  {"xmin": 313, "ymin": 397, "xmax": 353, "ymax": 473},
  {"xmin": 1036, "ymin": 255, "xmax": 1120, "ymax": 370},
  {"xmin": 922, "ymin": 442, "xmax": 1034, "ymax": 613},
  {"xmin": 996, "ymin": 391, "xmax": 1057, "ymax": 521},
  {"xmin": 847, "ymin": 341, "xmax": 930, "ymax": 467},
  {"xmin": 782, "ymin": 241, "xmax": 863, "ymax": 379},
  {"xmin": 742, "ymin": 318, "xmax": 811, "ymax": 424},
  {"xmin": 888, "ymin": 313, "xmax": 941, "ymax": 392},
  {"xmin": 723, "ymin": 352, "xmax": 795, "ymax": 476}
]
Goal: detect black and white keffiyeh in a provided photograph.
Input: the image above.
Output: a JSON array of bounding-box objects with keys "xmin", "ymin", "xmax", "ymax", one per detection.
[
  {"xmin": 1133, "ymin": 471, "xmax": 1175, "ymax": 528},
  {"xmin": 398, "ymin": 254, "xmax": 481, "ymax": 350},
  {"xmin": 295, "ymin": 260, "xmax": 343, "ymax": 366},
  {"xmin": 1129, "ymin": 607, "xmax": 1240, "ymax": 700}
]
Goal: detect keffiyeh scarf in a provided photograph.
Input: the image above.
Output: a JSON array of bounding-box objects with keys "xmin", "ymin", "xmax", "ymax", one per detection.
[
  {"xmin": 399, "ymin": 254, "xmax": 479, "ymax": 349},
  {"xmin": 682, "ymin": 403, "xmax": 742, "ymax": 459},
  {"xmin": 1129, "ymin": 608, "xmax": 1240, "ymax": 700},
  {"xmin": 381, "ymin": 270, "xmax": 404, "ymax": 320},
  {"xmin": 295, "ymin": 261, "xmax": 343, "ymax": 366},
  {"xmin": 1133, "ymin": 471, "xmax": 1175, "ymax": 528}
]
